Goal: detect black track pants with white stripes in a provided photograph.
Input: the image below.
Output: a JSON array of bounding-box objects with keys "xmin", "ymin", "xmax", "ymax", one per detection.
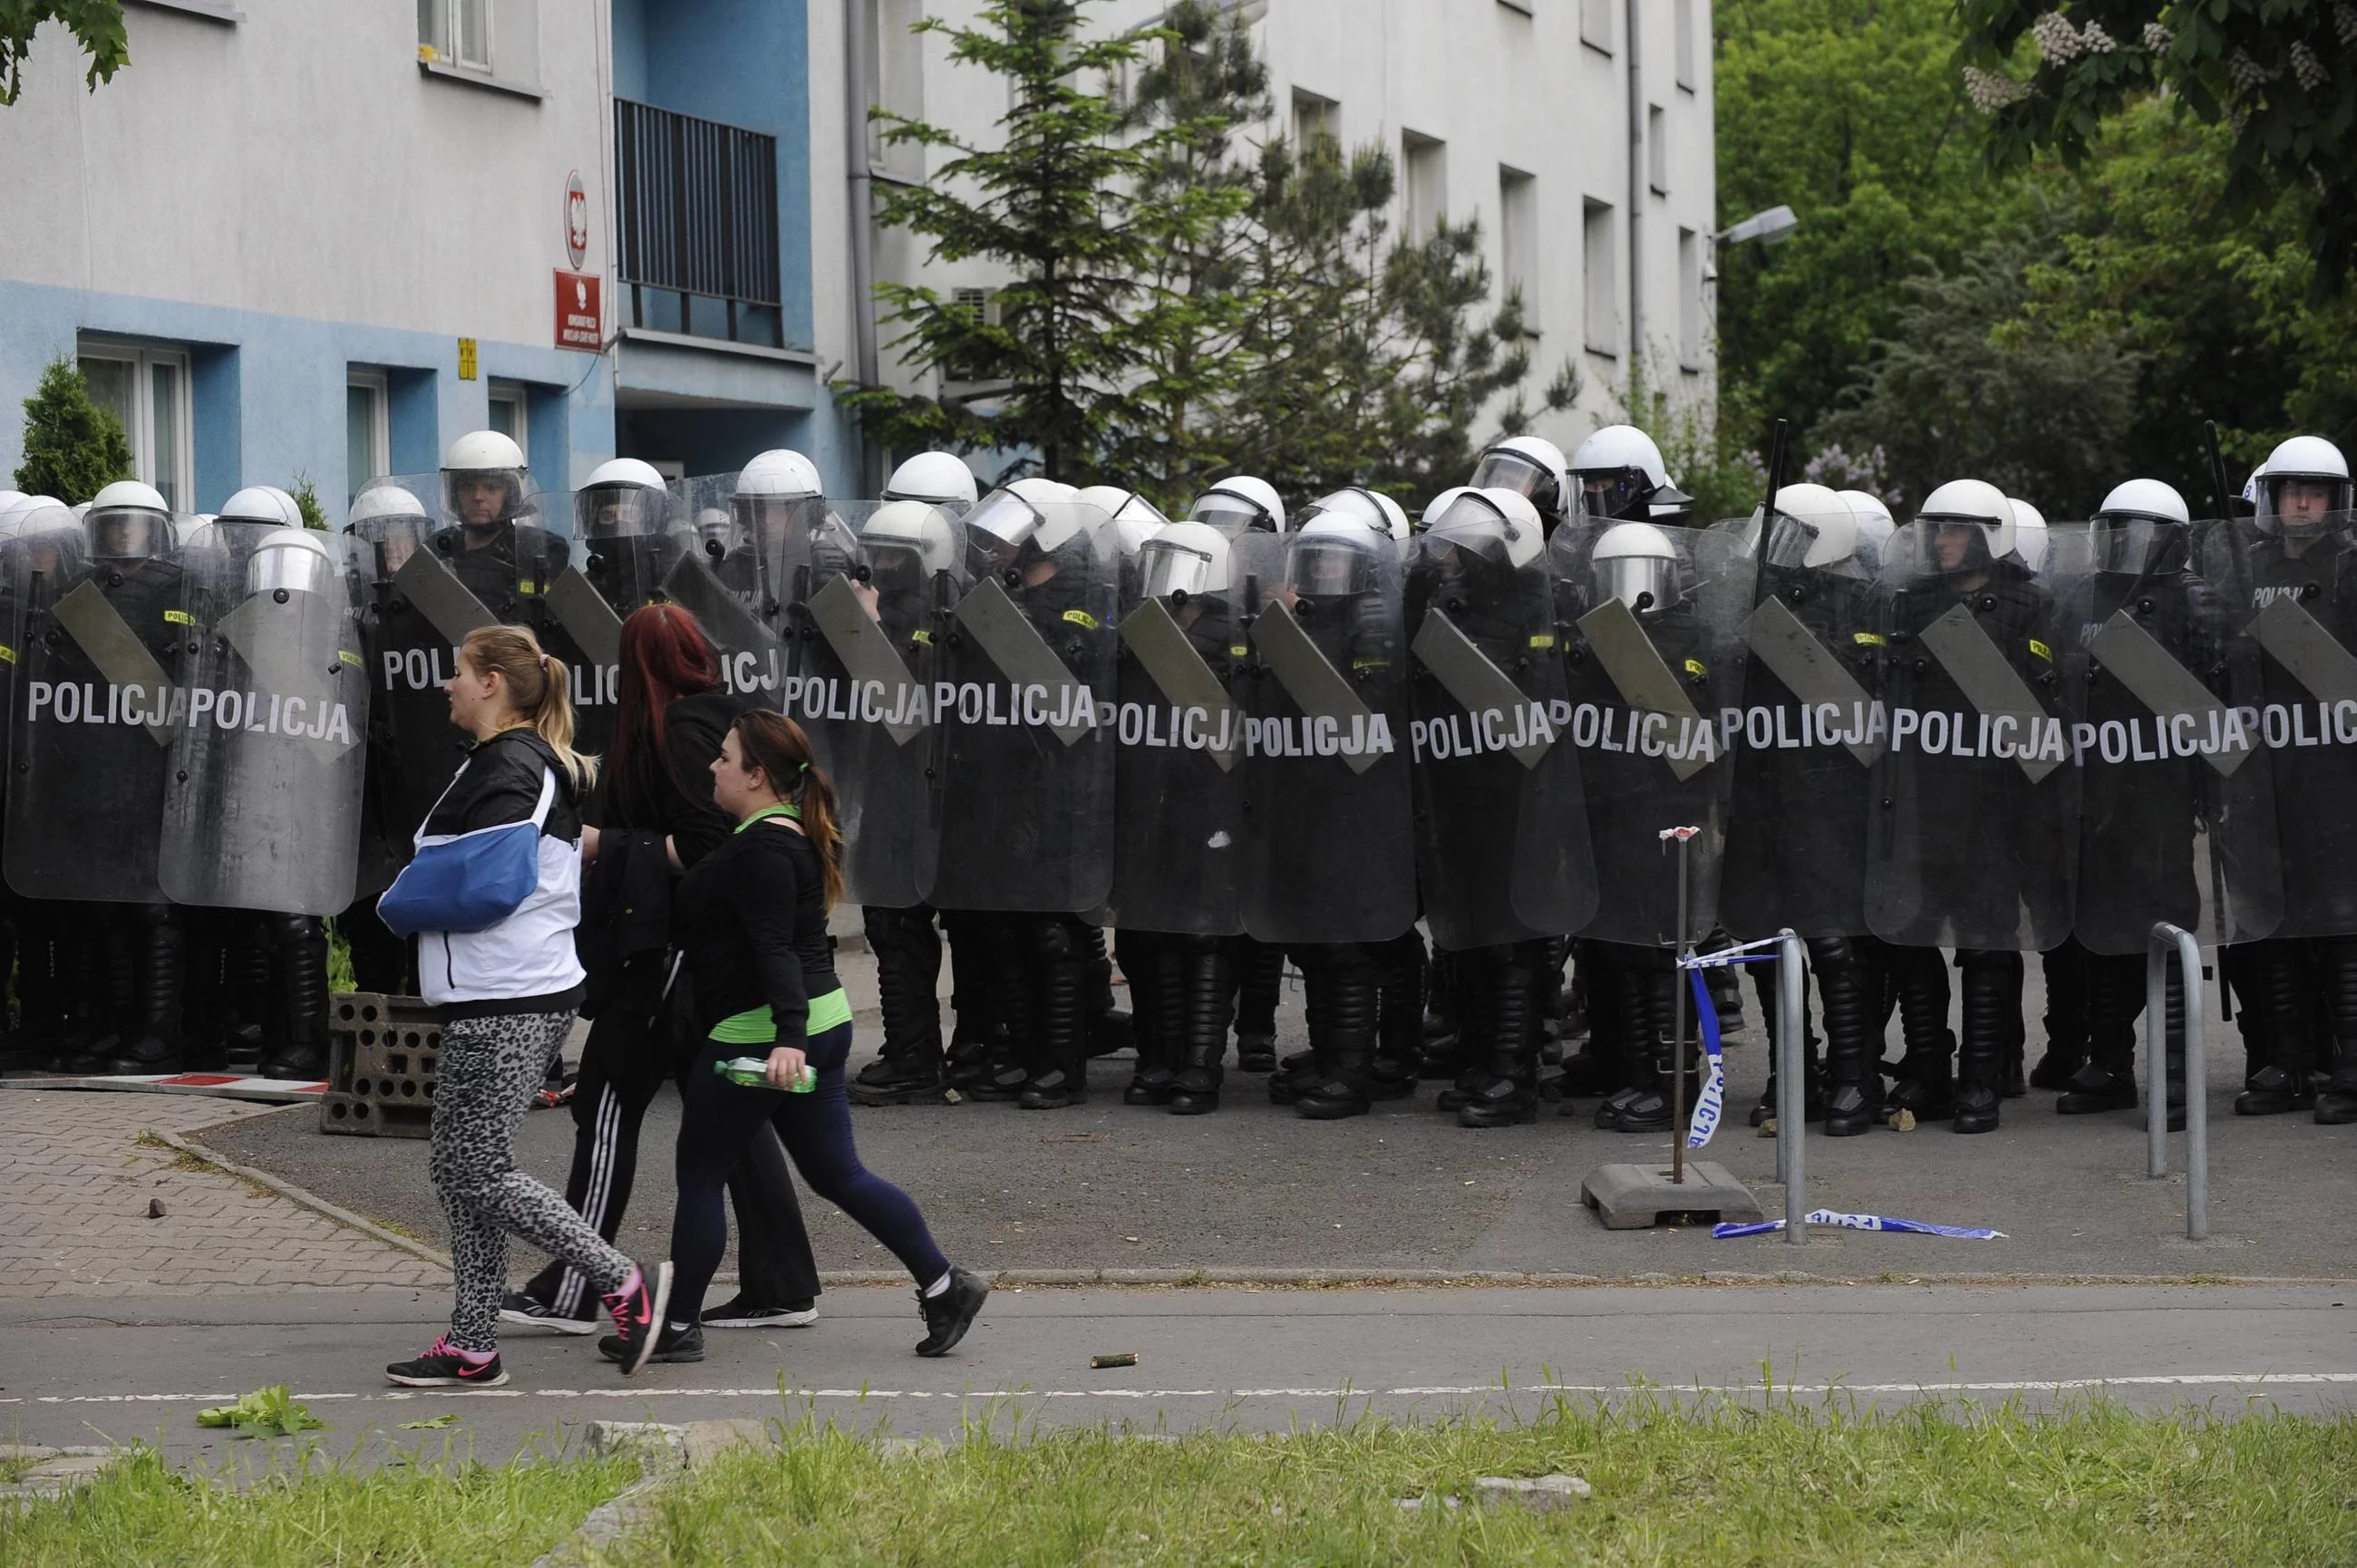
[{"xmin": 523, "ymin": 952, "xmax": 822, "ymax": 1320}]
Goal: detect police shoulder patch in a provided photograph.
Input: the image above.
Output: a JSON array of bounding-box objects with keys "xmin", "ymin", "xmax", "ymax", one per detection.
[
  {"xmin": 2027, "ymin": 638, "xmax": 2052, "ymax": 663},
  {"xmin": 1062, "ymin": 609, "xmax": 1101, "ymax": 630},
  {"xmin": 1852, "ymin": 632, "xmax": 1887, "ymax": 646},
  {"xmin": 163, "ymin": 609, "xmax": 195, "ymax": 626},
  {"xmin": 910, "ymin": 629, "xmax": 935, "ymax": 646},
  {"xmin": 1683, "ymin": 657, "xmax": 1708, "ymax": 677},
  {"xmin": 1528, "ymin": 633, "xmax": 1557, "ymax": 649}
]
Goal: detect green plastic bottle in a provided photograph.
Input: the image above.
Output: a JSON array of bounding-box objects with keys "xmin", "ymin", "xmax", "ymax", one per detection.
[{"xmin": 713, "ymin": 1057, "xmax": 817, "ymax": 1092}]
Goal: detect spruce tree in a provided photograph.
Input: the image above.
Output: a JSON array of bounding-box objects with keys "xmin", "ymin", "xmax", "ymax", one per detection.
[{"xmin": 15, "ymin": 356, "xmax": 132, "ymax": 504}]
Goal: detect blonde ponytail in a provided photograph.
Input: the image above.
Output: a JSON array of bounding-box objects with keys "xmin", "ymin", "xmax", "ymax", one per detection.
[{"xmin": 461, "ymin": 624, "xmax": 600, "ymax": 790}]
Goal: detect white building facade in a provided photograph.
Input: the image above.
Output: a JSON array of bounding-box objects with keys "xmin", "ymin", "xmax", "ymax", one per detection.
[{"xmin": 843, "ymin": 0, "xmax": 1718, "ymax": 470}]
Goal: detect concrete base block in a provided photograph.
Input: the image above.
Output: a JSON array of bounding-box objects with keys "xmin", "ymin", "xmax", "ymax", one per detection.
[{"xmin": 1580, "ymin": 1161, "xmax": 1762, "ymax": 1230}]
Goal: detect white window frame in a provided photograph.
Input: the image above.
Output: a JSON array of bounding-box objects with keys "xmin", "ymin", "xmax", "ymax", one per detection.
[
  {"xmin": 1582, "ymin": 198, "xmax": 1619, "ymax": 359},
  {"xmin": 1402, "ymin": 131, "xmax": 1447, "ymax": 242},
  {"xmin": 1499, "ymin": 166, "xmax": 1538, "ymax": 333},
  {"xmin": 421, "ymin": 0, "xmax": 493, "ymax": 71},
  {"xmin": 77, "ymin": 340, "xmax": 193, "ymax": 512},
  {"xmin": 487, "ymin": 381, "xmax": 529, "ymax": 463},
  {"xmin": 347, "ymin": 370, "xmax": 390, "ymax": 498}
]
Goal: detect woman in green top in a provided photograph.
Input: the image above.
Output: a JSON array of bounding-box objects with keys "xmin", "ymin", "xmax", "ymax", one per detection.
[{"xmin": 641, "ymin": 710, "xmax": 986, "ymax": 1365}]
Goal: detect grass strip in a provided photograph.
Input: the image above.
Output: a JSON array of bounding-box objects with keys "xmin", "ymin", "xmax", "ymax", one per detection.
[
  {"xmin": 0, "ymin": 1443, "xmax": 637, "ymax": 1568},
  {"xmin": 605, "ymin": 1394, "xmax": 2357, "ymax": 1565}
]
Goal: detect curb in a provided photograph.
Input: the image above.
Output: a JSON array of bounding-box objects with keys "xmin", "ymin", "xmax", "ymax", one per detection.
[{"xmin": 157, "ymin": 1128, "xmax": 457, "ymax": 1274}]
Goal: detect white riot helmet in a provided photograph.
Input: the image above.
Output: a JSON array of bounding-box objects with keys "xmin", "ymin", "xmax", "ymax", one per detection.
[
  {"xmin": 577, "ymin": 457, "xmax": 670, "ymax": 539},
  {"xmin": 1139, "ymin": 518, "xmax": 1235, "ymax": 600},
  {"xmin": 349, "ymin": 482, "xmax": 430, "ymax": 526},
  {"xmin": 1913, "ymin": 478, "xmax": 2014, "ymax": 576},
  {"xmin": 694, "ymin": 507, "xmax": 735, "ymax": 553},
  {"xmin": 246, "ymin": 526, "xmax": 340, "ymax": 597},
  {"xmin": 1188, "ymin": 475, "xmax": 1285, "ymax": 537},
  {"xmin": 1760, "ymin": 482, "xmax": 1861, "ymax": 574},
  {"xmin": 1470, "ymin": 435, "xmax": 1570, "ymax": 526},
  {"xmin": 2093, "ymin": 478, "xmax": 2192, "ymax": 577},
  {"xmin": 1571, "ymin": 424, "xmax": 1672, "ymax": 520},
  {"xmin": 883, "ymin": 450, "xmax": 979, "ymax": 510},
  {"xmin": 0, "ymin": 491, "xmax": 21, "ymax": 517},
  {"xmin": 965, "ymin": 475, "xmax": 1090, "ymax": 566},
  {"xmin": 1370, "ymin": 490, "xmax": 1411, "ymax": 541},
  {"xmin": 1423, "ymin": 487, "xmax": 1546, "ymax": 571},
  {"xmin": 85, "ymin": 479, "xmax": 171, "ymax": 560},
  {"xmin": 2007, "ymin": 498, "xmax": 2049, "ymax": 572},
  {"xmin": 1839, "ymin": 489, "xmax": 1896, "ymax": 569},
  {"xmin": 218, "ymin": 485, "xmax": 305, "ymax": 528},
  {"xmin": 441, "ymin": 430, "xmax": 530, "ymax": 530},
  {"xmin": 859, "ymin": 498, "xmax": 960, "ymax": 586},
  {"xmin": 2256, "ymin": 434, "xmax": 2352, "ymax": 530},
  {"xmin": 0, "ymin": 494, "xmax": 73, "ymax": 540},
  {"xmin": 732, "ymin": 448, "xmax": 826, "ymax": 541},
  {"xmin": 1288, "ymin": 491, "xmax": 1393, "ymax": 597},
  {"xmin": 1591, "ymin": 521, "xmax": 1682, "ymax": 612},
  {"xmin": 1421, "ymin": 486, "xmax": 1475, "ymax": 531},
  {"xmin": 1076, "ymin": 486, "xmax": 1173, "ymax": 557}
]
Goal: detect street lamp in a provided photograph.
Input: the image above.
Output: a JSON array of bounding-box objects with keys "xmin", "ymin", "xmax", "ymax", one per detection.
[{"xmin": 1713, "ymin": 205, "xmax": 1799, "ymax": 247}]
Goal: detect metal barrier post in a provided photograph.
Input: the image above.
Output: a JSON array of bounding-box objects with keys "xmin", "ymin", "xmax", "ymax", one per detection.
[
  {"xmin": 2147, "ymin": 922, "xmax": 2209, "ymax": 1241},
  {"xmin": 1777, "ymin": 930, "xmax": 1807, "ymax": 1243}
]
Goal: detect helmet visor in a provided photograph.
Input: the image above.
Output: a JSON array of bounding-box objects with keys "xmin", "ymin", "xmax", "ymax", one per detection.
[
  {"xmin": 86, "ymin": 507, "xmax": 170, "ymax": 561},
  {"xmin": 2260, "ymin": 473, "xmax": 2355, "ymax": 534},
  {"xmin": 731, "ymin": 493, "xmax": 827, "ymax": 546},
  {"xmin": 248, "ymin": 536, "xmax": 341, "ymax": 597},
  {"xmin": 1763, "ymin": 513, "xmax": 1828, "ymax": 571},
  {"xmin": 1906, "ymin": 517, "xmax": 2003, "ymax": 577},
  {"xmin": 1141, "ymin": 537, "xmax": 1222, "ymax": 599},
  {"xmin": 1188, "ymin": 493, "xmax": 1271, "ymax": 537},
  {"xmin": 1470, "ymin": 449, "xmax": 1553, "ymax": 505},
  {"xmin": 1287, "ymin": 536, "xmax": 1374, "ymax": 598},
  {"xmin": 2092, "ymin": 516, "xmax": 2177, "ymax": 576},
  {"xmin": 1577, "ymin": 467, "xmax": 1653, "ymax": 520},
  {"xmin": 965, "ymin": 491, "xmax": 1045, "ymax": 555},
  {"xmin": 577, "ymin": 484, "xmax": 667, "ymax": 539},
  {"xmin": 1594, "ymin": 552, "xmax": 1673, "ymax": 612},
  {"xmin": 443, "ymin": 467, "xmax": 528, "ymax": 528},
  {"xmin": 1423, "ymin": 494, "xmax": 1511, "ymax": 565}
]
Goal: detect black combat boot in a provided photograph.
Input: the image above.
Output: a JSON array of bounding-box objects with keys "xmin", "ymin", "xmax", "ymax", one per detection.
[
  {"xmin": 964, "ymin": 920, "xmax": 1033, "ymax": 1101},
  {"xmin": 1120, "ymin": 930, "xmax": 1177, "ymax": 1106},
  {"xmin": 1295, "ymin": 945, "xmax": 1382, "ymax": 1120},
  {"xmin": 1167, "ymin": 937, "xmax": 1234, "ymax": 1116},
  {"xmin": 1817, "ymin": 936, "xmax": 1885, "ymax": 1137},
  {"xmin": 2031, "ymin": 939, "xmax": 2090, "ymax": 1089},
  {"xmin": 108, "ymin": 905, "xmax": 185, "ymax": 1075},
  {"xmin": 1885, "ymin": 944, "xmax": 1955, "ymax": 1121},
  {"xmin": 259, "ymin": 916, "xmax": 331, "ymax": 1081},
  {"xmin": 1602, "ymin": 965, "xmax": 1694, "ymax": 1133},
  {"xmin": 2236, "ymin": 940, "xmax": 2315, "ymax": 1115},
  {"xmin": 1748, "ymin": 953, "xmax": 1823, "ymax": 1127},
  {"xmin": 1420, "ymin": 948, "xmax": 1462, "ymax": 1079},
  {"xmin": 1591, "ymin": 947, "xmax": 1656, "ymax": 1128},
  {"xmin": 853, "ymin": 905, "xmax": 947, "ymax": 1105},
  {"xmin": 2058, "ymin": 953, "xmax": 2140, "ymax": 1116},
  {"xmin": 1017, "ymin": 917, "xmax": 1091, "ymax": 1109},
  {"xmin": 1436, "ymin": 948, "xmax": 1496, "ymax": 1114},
  {"xmin": 1231, "ymin": 936, "xmax": 1284, "ymax": 1073},
  {"xmin": 1458, "ymin": 943, "xmax": 1542, "ymax": 1128},
  {"xmin": 1369, "ymin": 929, "xmax": 1424, "ymax": 1096},
  {"xmin": 1950, "ymin": 950, "xmax": 2019, "ymax": 1134},
  {"xmin": 2312, "ymin": 938, "xmax": 2357, "ymax": 1125},
  {"xmin": 1084, "ymin": 926, "xmax": 1131, "ymax": 1056}
]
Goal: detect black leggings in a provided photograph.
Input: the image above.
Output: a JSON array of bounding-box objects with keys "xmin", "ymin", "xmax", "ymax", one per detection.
[{"xmin": 671, "ymin": 1023, "xmax": 949, "ymax": 1324}]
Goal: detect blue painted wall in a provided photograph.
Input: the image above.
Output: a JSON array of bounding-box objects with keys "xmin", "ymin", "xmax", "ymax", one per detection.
[{"xmin": 0, "ymin": 279, "xmax": 615, "ymax": 519}]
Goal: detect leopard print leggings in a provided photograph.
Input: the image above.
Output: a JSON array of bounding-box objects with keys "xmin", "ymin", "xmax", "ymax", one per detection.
[{"xmin": 432, "ymin": 1011, "xmax": 634, "ymax": 1350}]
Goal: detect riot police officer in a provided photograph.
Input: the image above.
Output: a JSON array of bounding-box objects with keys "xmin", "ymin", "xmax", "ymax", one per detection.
[
  {"xmin": 1469, "ymin": 436, "xmax": 1574, "ymax": 536},
  {"xmin": 432, "ymin": 431, "xmax": 567, "ymax": 616},
  {"xmin": 883, "ymin": 450, "xmax": 981, "ymax": 514},
  {"xmin": 1571, "ymin": 425, "xmax": 1695, "ymax": 526}
]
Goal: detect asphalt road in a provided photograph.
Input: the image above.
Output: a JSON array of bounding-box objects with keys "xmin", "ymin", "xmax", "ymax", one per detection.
[{"xmin": 5, "ymin": 1283, "xmax": 2351, "ymax": 1468}]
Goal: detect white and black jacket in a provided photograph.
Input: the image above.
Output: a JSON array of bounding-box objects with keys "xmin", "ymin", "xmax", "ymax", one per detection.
[{"xmin": 412, "ymin": 729, "xmax": 588, "ymax": 1018}]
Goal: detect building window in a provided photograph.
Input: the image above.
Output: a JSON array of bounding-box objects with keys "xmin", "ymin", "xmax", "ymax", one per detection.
[
  {"xmin": 347, "ymin": 372, "xmax": 390, "ymax": 502},
  {"xmin": 1674, "ymin": 0, "xmax": 1697, "ymax": 92},
  {"xmin": 78, "ymin": 341, "xmax": 192, "ymax": 512},
  {"xmin": 487, "ymin": 381, "xmax": 529, "ymax": 461},
  {"xmin": 1293, "ymin": 89, "xmax": 1338, "ymax": 155},
  {"xmin": 1678, "ymin": 227, "xmax": 1702, "ymax": 372},
  {"xmin": 1648, "ymin": 105, "xmax": 1668, "ymax": 195},
  {"xmin": 1403, "ymin": 131, "xmax": 1446, "ymax": 241},
  {"xmin": 419, "ymin": 0, "xmax": 538, "ymax": 84},
  {"xmin": 1580, "ymin": 0, "xmax": 1613, "ymax": 54},
  {"xmin": 1499, "ymin": 167, "xmax": 1538, "ymax": 331},
  {"xmin": 872, "ymin": 0, "xmax": 927, "ymax": 182},
  {"xmin": 1583, "ymin": 199, "xmax": 1618, "ymax": 357}
]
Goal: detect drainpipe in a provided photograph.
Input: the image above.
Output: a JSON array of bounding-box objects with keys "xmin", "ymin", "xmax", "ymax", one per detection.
[
  {"xmin": 1625, "ymin": 0, "xmax": 1643, "ymax": 374},
  {"xmin": 845, "ymin": 0, "xmax": 882, "ymax": 491}
]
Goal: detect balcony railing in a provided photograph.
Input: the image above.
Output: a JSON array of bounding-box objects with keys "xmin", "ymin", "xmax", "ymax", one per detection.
[{"xmin": 615, "ymin": 99, "xmax": 783, "ymax": 348}]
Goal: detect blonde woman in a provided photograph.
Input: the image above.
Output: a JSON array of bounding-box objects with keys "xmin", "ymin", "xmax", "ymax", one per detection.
[{"xmin": 383, "ymin": 624, "xmax": 671, "ymax": 1385}]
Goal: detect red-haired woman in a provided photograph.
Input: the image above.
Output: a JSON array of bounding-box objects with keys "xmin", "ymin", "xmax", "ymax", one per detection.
[{"xmin": 502, "ymin": 603, "xmax": 822, "ymax": 1338}]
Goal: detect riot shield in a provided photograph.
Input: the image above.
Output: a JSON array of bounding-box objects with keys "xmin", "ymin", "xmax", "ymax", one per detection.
[
  {"xmin": 5, "ymin": 519, "xmax": 186, "ymax": 902},
  {"xmin": 350, "ymin": 508, "xmax": 495, "ymax": 850},
  {"xmin": 1864, "ymin": 518, "xmax": 2078, "ymax": 950},
  {"xmin": 661, "ymin": 473, "xmax": 793, "ymax": 705},
  {"xmin": 522, "ymin": 490, "xmax": 649, "ymax": 761},
  {"xmin": 1104, "ymin": 523, "xmax": 1249, "ymax": 937},
  {"xmin": 1404, "ymin": 518, "xmax": 1595, "ymax": 951},
  {"xmin": 2190, "ymin": 511, "xmax": 2357, "ymax": 941},
  {"xmin": 1712, "ymin": 508, "xmax": 1888, "ymax": 940},
  {"xmin": 158, "ymin": 522, "xmax": 368, "ymax": 915},
  {"xmin": 1552, "ymin": 518, "xmax": 1741, "ymax": 947},
  {"xmin": 1234, "ymin": 528, "xmax": 1418, "ymax": 946},
  {"xmin": 921, "ymin": 500, "xmax": 1119, "ymax": 914}
]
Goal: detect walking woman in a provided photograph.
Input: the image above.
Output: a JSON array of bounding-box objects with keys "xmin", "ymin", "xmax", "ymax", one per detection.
[
  {"xmin": 623, "ymin": 710, "xmax": 986, "ymax": 1364},
  {"xmin": 504, "ymin": 604, "xmax": 821, "ymax": 1335},
  {"xmin": 383, "ymin": 624, "xmax": 671, "ymax": 1385}
]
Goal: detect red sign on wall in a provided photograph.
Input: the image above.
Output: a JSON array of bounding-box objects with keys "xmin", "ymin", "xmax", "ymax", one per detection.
[{"xmin": 554, "ymin": 270, "xmax": 602, "ymax": 351}]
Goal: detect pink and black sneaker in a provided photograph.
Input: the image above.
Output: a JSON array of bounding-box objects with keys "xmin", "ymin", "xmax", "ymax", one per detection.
[
  {"xmin": 385, "ymin": 1335, "xmax": 509, "ymax": 1388},
  {"xmin": 601, "ymin": 1260, "xmax": 674, "ymax": 1376}
]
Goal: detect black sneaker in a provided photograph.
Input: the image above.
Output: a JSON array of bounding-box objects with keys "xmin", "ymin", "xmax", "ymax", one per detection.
[
  {"xmin": 600, "ymin": 1260, "xmax": 674, "ymax": 1376},
  {"xmin": 599, "ymin": 1321, "xmax": 704, "ymax": 1364},
  {"xmin": 915, "ymin": 1266, "xmax": 989, "ymax": 1358},
  {"xmin": 500, "ymin": 1289, "xmax": 599, "ymax": 1335},
  {"xmin": 702, "ymin": 1297, "xmax": 820, "ymax": 1330},
  {"xmin": 386, "ymin": 1335, "xmax": 510, "ymax": 1388}
]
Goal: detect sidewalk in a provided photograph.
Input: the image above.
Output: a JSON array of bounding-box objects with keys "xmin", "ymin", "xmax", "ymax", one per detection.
[{"xmin": 0, "ymin": 1091, "xmax": 444, "ymax": 1300}]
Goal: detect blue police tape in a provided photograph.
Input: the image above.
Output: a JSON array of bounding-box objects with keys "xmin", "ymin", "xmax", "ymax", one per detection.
[
  {"xmin": 1683, "ymin": 965, "xmax": 1725, "ymax": 1149},
  {"xmin": 1712, "ymin": 1210, "xmax": 2008, "ymax": 1241}
]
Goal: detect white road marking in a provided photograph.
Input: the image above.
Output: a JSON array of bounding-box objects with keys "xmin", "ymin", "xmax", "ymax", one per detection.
[{"xmin": 8, "ymin": 1371, "xmax": 2354, "ymax": 1408}]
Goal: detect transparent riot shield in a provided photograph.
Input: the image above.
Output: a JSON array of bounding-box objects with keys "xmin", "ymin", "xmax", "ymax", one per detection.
[
  {"xmin": 1105, "ymin": 523, "xmax": 1249, "ymax": 937},
  {"xmin": 4, "ymin": 518, "xmax": 188, "ymax": 902},
  {"xmin": 1235, "ymin": 528, "xmax": 1418, "ymax": 946},
  {"xmin": 783, "ymin": 498, "xmax": 940, "ymax": 909},
  {"xmin": 522, "ymin": 490, "xmax": 649, "ymax": 762},
  {"xmin": 1552, "ymin": 518, "xmax": 1741, "ymax": 948},
  {"xmin": 1712, "ymin": 508, "xmax": 1888, "ymax": 940},
  {"xmin": 0, "ymin": 500, "xmax": 79, "ymax": 785},
  {"xmin": 1405, "ymin": 519, "xmax": 1595, "ymax": 952},
  {"xmin": 921, "ymin": 500, "xmax": 1119, "ymax": 914},
  {"xmin": 2191, "ymin": 511, "xmax": 2357, "ymax": 941},
  {"xmin": 350, "ymin": 510, "xmax": 498, "ymax": 849},
  {"xmin": 2046, "ymin": 518, "xmax": 2273, "ymax": 953},
  {"xmin": 661, "ymin": 473, "xmax": 794, "ymax": 706},
  {"xmin": 157, "ymin": 522, "xmax": 368, "ymax": 915},
  {"xmin": 1864, "ymin": 518, "xmax": 2079, "ymax": 950}
]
